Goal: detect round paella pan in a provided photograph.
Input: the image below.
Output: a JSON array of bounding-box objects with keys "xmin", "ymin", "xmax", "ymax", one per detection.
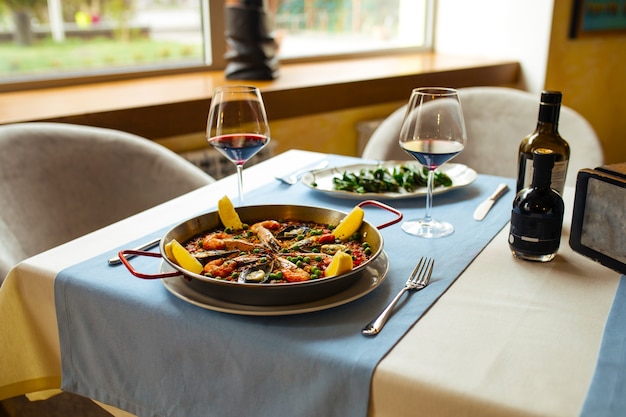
[{"xmin": 120, "ymin": 201, "xmax": 401, "ymax": 306}]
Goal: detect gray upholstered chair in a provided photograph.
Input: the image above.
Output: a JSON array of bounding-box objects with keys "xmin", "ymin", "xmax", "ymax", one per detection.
[
  {"xmin": 0, "ymin": 122, "xmax": 215, "ymax": 284},
  {"xmin": 362, "ymin": 86, "xmax": 604, "ymax": 185}
]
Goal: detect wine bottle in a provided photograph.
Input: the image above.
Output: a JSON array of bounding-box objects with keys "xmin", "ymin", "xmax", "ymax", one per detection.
[
  {"xmin": 516, "ymin": 91, "xmax": 570, "ymax": 195},
  {"xmin": 509, "ymin": 149, "xmax": 565, "ymax": 262}
]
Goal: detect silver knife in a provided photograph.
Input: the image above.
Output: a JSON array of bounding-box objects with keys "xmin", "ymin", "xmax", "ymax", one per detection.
[
  {"xmin": 108, "ymin": 238, "xmax": 161, "ymax": 265},
  {"xmin": 473, "ymin": 183, "xmax": 510, "ymax": 221}
]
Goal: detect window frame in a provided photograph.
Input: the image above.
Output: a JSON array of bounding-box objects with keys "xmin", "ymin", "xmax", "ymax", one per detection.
[{"xmin": 0, "ymin": 0, "xmax": 433, "ymax": 93}]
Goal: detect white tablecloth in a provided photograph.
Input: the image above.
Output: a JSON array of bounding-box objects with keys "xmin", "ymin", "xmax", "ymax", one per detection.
[{"xmin": 0, "ymin": 150, "xmax": 621, "ymax": 417}]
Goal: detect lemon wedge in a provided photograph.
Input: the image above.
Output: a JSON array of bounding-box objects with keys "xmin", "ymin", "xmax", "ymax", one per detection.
[
  {"xmin": 331, "ymin": 206, "xmax": 364, "ymax": 241},
  {"xmin": 217, "ymin": 195, "xmax": 244, "ymax": 230},
  {"xmin": 169, "ymin": 239, "xmax": 203, "ymax": 274},
  {"xmin": 164, "ymin": 240, "xmax": 175, "ymax": 261},
  {"xmin": 325, "ymin": 250, "xmax": 353, "ymax": 277}
]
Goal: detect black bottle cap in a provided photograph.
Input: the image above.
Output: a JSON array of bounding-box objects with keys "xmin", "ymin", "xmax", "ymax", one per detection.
[
  {"xmin": 541, "ymin": 91, "xmax": 562, "ymax": 105},
  {"xmin": 533, "ymin": 148, "xmax": 556, "ymax": 171}
]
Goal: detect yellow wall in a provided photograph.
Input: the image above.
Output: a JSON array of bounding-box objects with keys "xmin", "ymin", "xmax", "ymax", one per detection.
[{"xmin": 546, "ymin": 0, "xmax": 626, "ymax": 164}]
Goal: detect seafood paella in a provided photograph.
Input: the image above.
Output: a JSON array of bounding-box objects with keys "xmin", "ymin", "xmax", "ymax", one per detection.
[{"xmin": 178, "ymin": 217, "xmax": 373, "ymax": 284}]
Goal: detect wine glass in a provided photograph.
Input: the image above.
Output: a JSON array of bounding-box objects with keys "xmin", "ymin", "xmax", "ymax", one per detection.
[
  {"xmin": 206, "ymin": 85, "xmax": 270, "ymax": 204},
  {"xmin": 399, "ymin": 87, "xmax": 467, "ymax": 238}
]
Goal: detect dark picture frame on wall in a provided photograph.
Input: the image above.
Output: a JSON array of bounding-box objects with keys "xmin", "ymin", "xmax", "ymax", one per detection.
[{"xmin": 569, "ymin": 0, "xmax": 626, "ymax": 38}]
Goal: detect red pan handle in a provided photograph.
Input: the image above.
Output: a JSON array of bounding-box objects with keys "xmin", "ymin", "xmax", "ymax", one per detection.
[
  {"xmin": 118, "ymin": 250, "xmax": 181, "ymax": 279},
  {"xmin": 357, "ymin": 200, "xmax": 403, "ymax": 229}
]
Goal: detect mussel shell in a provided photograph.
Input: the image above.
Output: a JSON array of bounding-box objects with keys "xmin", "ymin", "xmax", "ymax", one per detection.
[
  {"xmin": 238, "ymin": 259, "xmax": 274, "ymax": 283},
  {"xmin": 192, "ymin": 250, "xmax": 239, "ymax": 264},
  {"xmin": 276, "ymin": 225, "xmax": 311, "ymax": 240}
]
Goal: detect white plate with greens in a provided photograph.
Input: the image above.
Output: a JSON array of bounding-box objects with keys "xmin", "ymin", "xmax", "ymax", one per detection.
[{"xmin": 301, "ymin": 161, "xmax": 477, "ymax": 200}]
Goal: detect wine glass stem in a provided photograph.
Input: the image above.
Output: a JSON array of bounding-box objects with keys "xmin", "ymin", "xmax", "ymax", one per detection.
[
  {"xmin": 424, "ymin": 169, "xmax": 435, "ymax": 223},
  {"xmin": 236, "ymin": 164, "xmax": 244, "ymax": 204}
]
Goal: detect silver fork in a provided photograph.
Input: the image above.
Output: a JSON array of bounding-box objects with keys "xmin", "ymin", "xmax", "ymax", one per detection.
[{"xmin": 362, "ymin": 257, "xmax": 434, "ymax": 336}]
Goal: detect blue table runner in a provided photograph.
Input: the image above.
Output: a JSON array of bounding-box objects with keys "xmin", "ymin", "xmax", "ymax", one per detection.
[
  {"xmin": 581, "ymin": 274, "xmax": 626, "ymax": 417},
  {"xmin": 55, "ymin": 155, "xmax": 516, "ymax": 417}
]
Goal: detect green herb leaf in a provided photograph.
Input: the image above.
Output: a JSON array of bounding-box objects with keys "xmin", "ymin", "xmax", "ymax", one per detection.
[{"xmin": 332, "ymin": 165, "xmax": 452, "ymax": 194}]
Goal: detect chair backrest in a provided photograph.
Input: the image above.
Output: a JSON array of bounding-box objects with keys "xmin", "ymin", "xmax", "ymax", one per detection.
[
  {"xmin": 0, "ymin": 122, "xmax": 215, "ymax": 282},
  {"xmin": 362, "ymin": 86, "xmax": 604, "ymax": 184}
]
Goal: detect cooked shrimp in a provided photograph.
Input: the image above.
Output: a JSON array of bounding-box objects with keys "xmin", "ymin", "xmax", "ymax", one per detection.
[
  {"xmin": 281, "ymin": 268, "xmax": 311, "ymax": 282},
  {"xmin": 203, "ymin": 258, "xmax": 237, "ymax": 278},
  {"xmin": 250, "ymin": 220, "xmax": 282, "ymax": 252},
  {"xmin": 222, "ymin": 239, "xmax": 262, "ymax": 252},
  {"xmin": 202, "ymin": 232, "xmax": 231, "ymax": 250},
  {"xmin": 250, "ymin": 220, "xmax": 281, "ymax": 232},
  {"xmin": 202, "ymin": 233, "xmax": 260, "ymax": 252},
  {"xmin": 275, "ymin": 256, "xmax": 310, "ymax": 282}
]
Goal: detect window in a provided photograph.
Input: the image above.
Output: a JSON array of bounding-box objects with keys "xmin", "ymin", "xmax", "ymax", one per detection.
[
  {"xmin": 273, "ymin": 0, "xmax": 432, "ymax": 59},
  {"xmin": 0, "ymin": 0, "xmax": 432, "ymax": 89},
  {"xmin": 0, "ymin": 0, "xmax": 210, "ymax": 86}
]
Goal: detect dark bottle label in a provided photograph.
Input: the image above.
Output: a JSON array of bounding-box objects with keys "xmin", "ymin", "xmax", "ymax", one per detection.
[{"xmin": 509, "ymin": 210, "xmax": 562, "ymax": 256}]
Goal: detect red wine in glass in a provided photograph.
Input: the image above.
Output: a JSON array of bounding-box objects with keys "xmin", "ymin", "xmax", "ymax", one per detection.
[
  {"xmin": 206, "ymin": 85, "xmax": 270, "ymax": 204},
  {"xmin": 398, "ymin": 87, "xmax": 467, "ymax": 238},
  {"xmin": 208, "ymin": 133, "xmax": 269, "ymax": 165},
  {"xmin": 401, "ymin": 139, "xmax": 464, "ymax": 170}
]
